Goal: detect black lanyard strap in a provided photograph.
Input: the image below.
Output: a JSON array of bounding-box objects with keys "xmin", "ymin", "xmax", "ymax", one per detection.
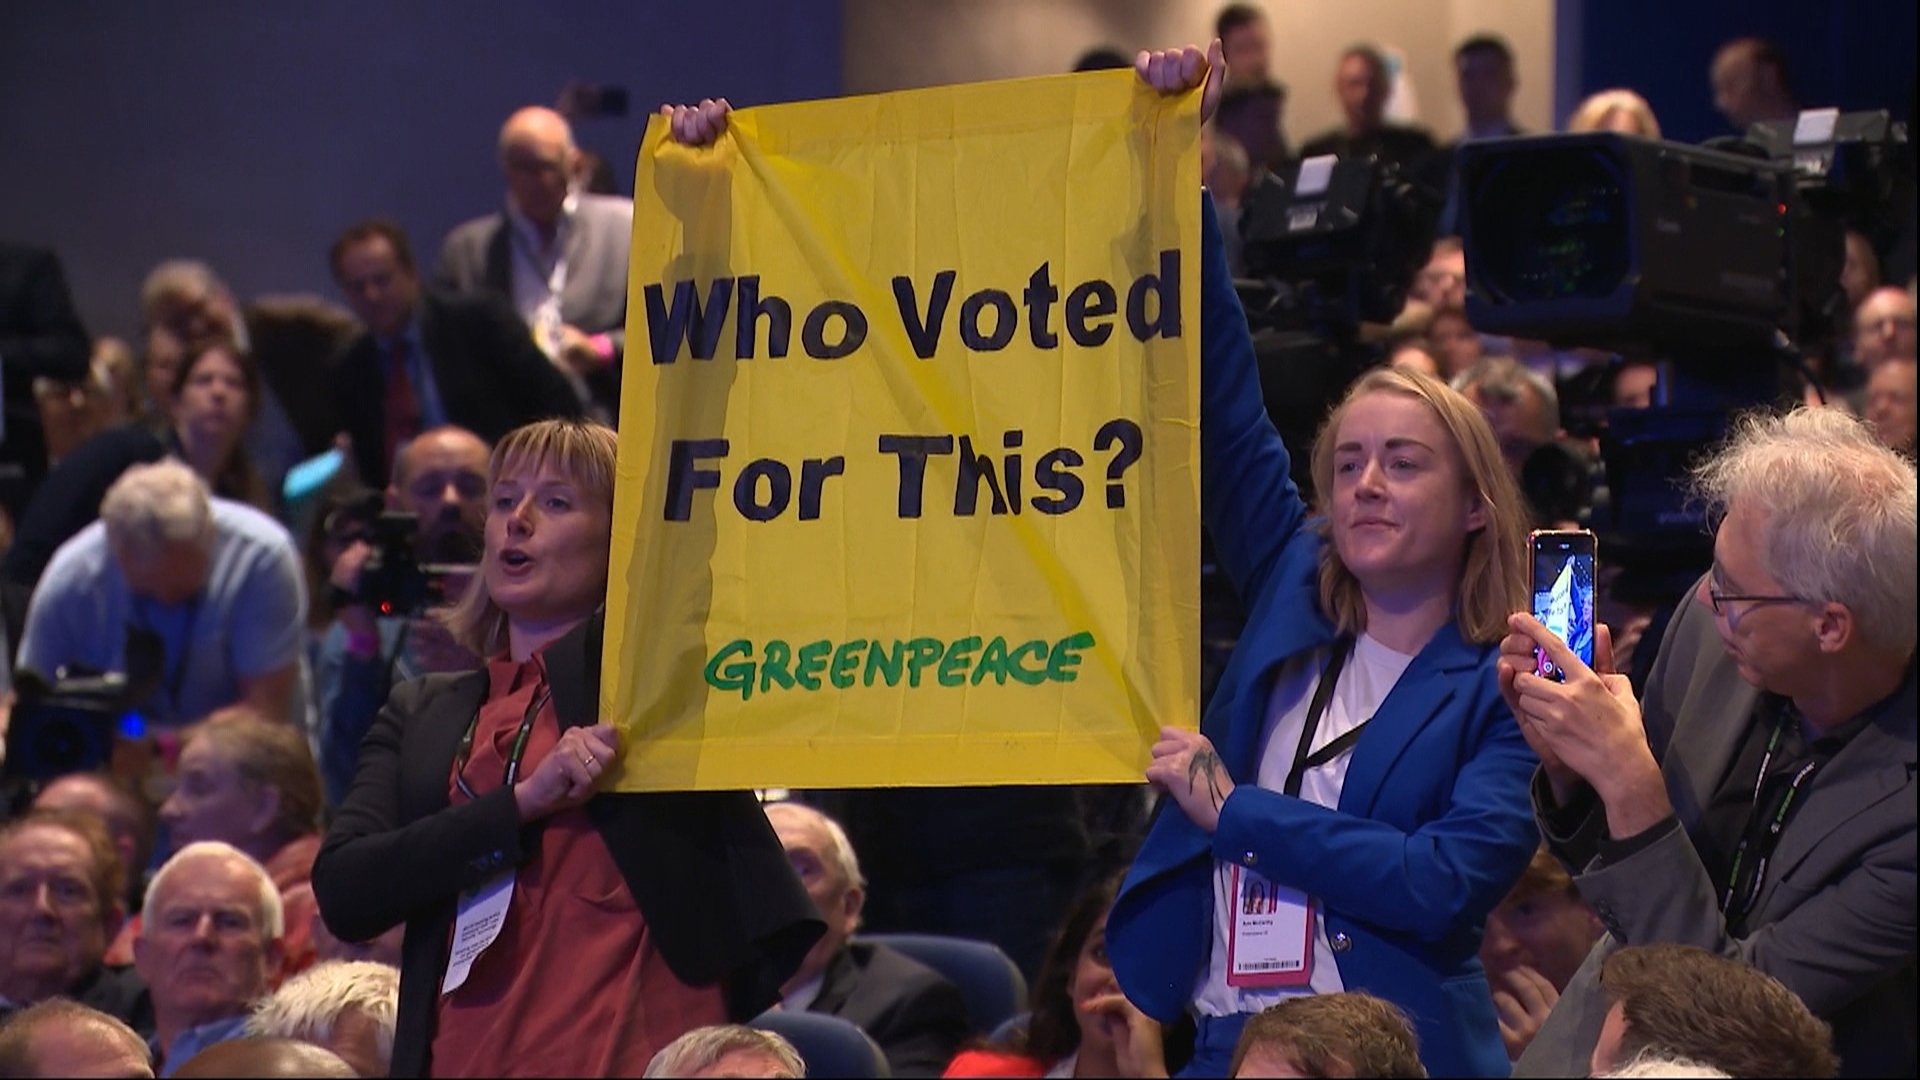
[
  {"xmin": 1720, "ymin": 709, "xmax": 1823, "ymax": 930},
  {"xmin": 1285, "ymin": 637, "xmax": 1365, "ymax": 798},
  {"xmin": 453, "ymin": 686, "xmax": 551, "ymax": 802}
]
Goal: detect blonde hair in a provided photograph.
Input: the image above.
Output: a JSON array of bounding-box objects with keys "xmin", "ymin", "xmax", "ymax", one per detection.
[
  {"xmin": 1691, "ymin": 406, "xmax": 1917, "ymax": 655},
  {"xmin": 442, "ymin": 418, "xmax": 620, "ymax": 656},
  {"xmin": 246, "ymin": 960, "xmax": 399, "ymax": 1074},
  {"xmin": 100, "ymin": 458, "xmax": 215, "ymax": 562},
  {"xmin": 1308, "ymin": 367, "xmax": 1530, "ymax": 644},
  {"xmin": 1567, "ymin": 89, "xmax": 1662, "ymax": 138},
  {"xmin": 184, "ymin": 709, "xmax": 326, "ymax": 845}
]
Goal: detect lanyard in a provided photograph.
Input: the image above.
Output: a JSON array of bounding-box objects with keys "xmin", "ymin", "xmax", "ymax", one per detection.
[
  {"xmin": 453, "ymin": 686, "xmax": 551, "ymax": 802},
  {"xmin": 1284, "ymin": 637, "xmax": 1368, "ymax": 798},
  {"xmin": 1719, "ymin": 708, "xmax": 1822, "ymax": 930}
]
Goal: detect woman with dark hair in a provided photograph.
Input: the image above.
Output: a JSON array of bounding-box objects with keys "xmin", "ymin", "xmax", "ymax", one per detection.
[
  {"xmin": 943, "ymin": 876, "xmax": 1178, "ymax": 1079},
  {"xmin": 4, "ymin": 335, "xmax": 268, "ymax": 586},
  {"xmin": 311, "ymin": 418, "xmax": 820, "ymax": 1077}
]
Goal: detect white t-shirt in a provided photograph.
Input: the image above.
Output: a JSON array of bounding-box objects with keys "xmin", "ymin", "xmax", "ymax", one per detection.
[{"xmin": 1193, "ymin": 633, "xmax": 1416, "ymax": 1017}]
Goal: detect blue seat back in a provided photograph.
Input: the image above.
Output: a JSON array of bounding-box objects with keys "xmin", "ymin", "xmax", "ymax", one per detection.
[
  {"xmin": 857, "ymin": 932, "xmax": 1029, "ymax": 1036},
  {"xmin": 752, "ymin": 1009, "xmax": 891, "ymax": 1078}
]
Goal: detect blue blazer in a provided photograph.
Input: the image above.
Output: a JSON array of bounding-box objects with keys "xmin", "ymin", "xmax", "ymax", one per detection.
[{"xmin": 1106, "ymin": 198, "xmax": 1537, "ymax": 1079}]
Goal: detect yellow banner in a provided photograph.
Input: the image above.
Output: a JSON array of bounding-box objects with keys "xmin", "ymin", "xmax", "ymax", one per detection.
[{"xmin": 604, "ymin": 70, "xmax": 1200, "ymax": 790}]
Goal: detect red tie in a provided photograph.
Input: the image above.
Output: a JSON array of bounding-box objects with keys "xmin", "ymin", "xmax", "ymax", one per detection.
[{"xmin": 385, "ymin": 339, "xmax": 423, "ymax": 479}]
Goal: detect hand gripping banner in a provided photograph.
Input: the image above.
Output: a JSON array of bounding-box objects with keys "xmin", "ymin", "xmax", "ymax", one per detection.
[{"xmin": 604, "ymin": 70, "xmax": 1200, "ymax": 790}]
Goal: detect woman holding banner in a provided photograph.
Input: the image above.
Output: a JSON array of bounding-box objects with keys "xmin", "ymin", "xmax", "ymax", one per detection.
[
  {"xmin": 312, "ymin": 417, "xmax": 821, "ymax": 1077},
  {"xmin": 1105, "ymin": 45, "xmax": 1540, "ymax": 1077}
]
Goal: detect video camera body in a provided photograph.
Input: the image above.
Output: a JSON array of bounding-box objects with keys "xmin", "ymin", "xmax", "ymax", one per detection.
[{"xmin": 324, "ymin": 492, "xmax": 476, "ymax": 618}]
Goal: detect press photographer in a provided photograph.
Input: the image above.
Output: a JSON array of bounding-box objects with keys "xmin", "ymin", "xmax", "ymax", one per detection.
[{"xmin": 312, "ymin": 426, "xmax": 488, "ymax": 805}]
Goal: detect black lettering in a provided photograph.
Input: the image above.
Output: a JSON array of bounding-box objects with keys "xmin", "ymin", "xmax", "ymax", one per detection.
[
  {"xmin": 797, "ymin": 457, "xmax": 846, "ymax": 520},
  {"xmin": 733, "ymin": 459, "xmax": 792, "ymax": 521},
  {"xmin": 959, "ymin": 289, "xmax": 1017, "ymax": 352},
  {"xmin": 733, "ymin": 275, "xmax": 791, "ymax": 359},
  {"xmin": 879, "ymin": 435, "xmax": 955, "ymax": 518},
  {"xmin": 954, "ymin": 434, "xmax": 1009, "ymax": 516},
  {"xmin": 1066, "ymin": 280, "xmax": 1117, "ymax": 348},
  {"xmin": 1126, "ymin": 249, "xmax": 1182, "ymax": 341},
  {"xmin": 1031, "ymin": 447, "xmax": 1085, "ymax": 514},
  {"xmin": 801, "ymin": 301, "xmax": 868, "ymax": 360},
  {"xmin": 892, "ymin": 271, "xmax": 957, "ymax": 359},
  {"xmin": 664, "ymin": 438, "xmax": 728, "ymax": 521},
  {"xmin": 1024, "ymin": 263, "xmax": 1060, "ymax": 348},
  {"xmin": 644, "ymin": 277, "xmax": 733, "ymax": 363},
  {"xmin": 1002, "ymin": 430, "xmax": 1023, "ymax": 514}
]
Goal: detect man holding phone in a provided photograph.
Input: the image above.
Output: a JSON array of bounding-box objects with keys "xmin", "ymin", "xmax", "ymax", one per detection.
[{"xmin": 1496, "ymin": 407, "xmax": 1916, "ymax": 1077}]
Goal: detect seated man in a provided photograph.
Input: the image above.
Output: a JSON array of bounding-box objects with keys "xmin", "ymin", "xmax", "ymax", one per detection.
[
  {"xmin": 764, "ymin": 802, "xmax": 970, "ymax": 1077},
  {"xmin": 133, "ymin": 842, "xmax": 285, "ymax": 1075},
  {"xmin": 16, "ymin": 460, "xmax": 309, "ymax": 729},
  {"xmin": 1479, "ymin": 846, "xmax": 1602, "ymax": 1061},
  {"xmin": 1502, "ymin": 407, "xmax": 1916, "ymax": 1077},
  {"xmin": 1588, "ymin": 944, "xmax": 1836, "ymax": 1079},
  {"xmin": 326, "ymin": 219, "xmax": 581, "ymax": 490},
  {"xmin": 31, "ymin": 771, "xmax": 160, "ymax": 924},
  {"xmin": 170, "ymin": 1035, "xmax": 355, "ymax": 1078},
  {"xmin": 643, "ymin": 1024, "xmax": 803, "ymax": 1079},
  {"xmin": 0, "ymin": 998, "xmax": 154, "ymax": 1079},
  {"xmin": 1228, "ymin": 992, "xmax": 1427, "ymax": 1078},
  {"xmin": 0, "ymin": 811, "xmax": 149, "ymax": 1033},
  {"xmin": 312, "ymin": 424, "xmax": 488, "ymax": 805},
  {"xmin": 245, "ymin": 960, "xmax": 397, "ymax": 1078}
]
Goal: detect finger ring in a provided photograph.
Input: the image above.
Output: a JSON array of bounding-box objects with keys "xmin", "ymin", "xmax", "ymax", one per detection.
[{"xmin": 581, "ymin": 751, "xmax": 595, "ymax": 768}]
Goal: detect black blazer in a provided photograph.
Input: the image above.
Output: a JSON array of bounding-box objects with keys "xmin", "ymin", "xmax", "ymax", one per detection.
[
  {"xmin": 330, "ymin": 288, "xmax": 583, "ymax": 487},
  {"xmin": 311, "ymin": 613, "xmax": 824, "ymax": 1078},
  {"xmin": 812, "ymin": 941, "xmax": 972, "ymax": 1078},
  {"xmin": 0, "ymin": 243, "xmax": 91, "ymax": 516}
]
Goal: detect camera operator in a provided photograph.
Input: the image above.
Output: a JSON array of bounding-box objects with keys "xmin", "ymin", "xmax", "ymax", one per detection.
[
  {"xmin": 14, "ymin": 460, "xmax": 308, "ymax": 732},
  {"xmin": 312, "ymin": 425, "xmax": 486, "ymax": 807},
  {"xmin": 1498, "ymin": 407, "xmax": 1916, "ymax": 1077}
]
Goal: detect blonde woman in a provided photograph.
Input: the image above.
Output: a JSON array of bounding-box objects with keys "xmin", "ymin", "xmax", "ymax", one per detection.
[{"xmin": 1566, "ymin": 89, "xmax": 1662, "ymax": 138}]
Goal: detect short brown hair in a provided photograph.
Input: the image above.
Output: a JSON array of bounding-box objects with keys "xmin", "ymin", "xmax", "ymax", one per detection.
[
  {"xmin": 442, "ymin": 418, "xmax": 620, "ymax": 656},
  {"xmin": 1506, "ymin": 845, "xmax": 1579, "ymax": 904},
  {"xmin": 0, "ymin": 810, "xmax": 126, "ymax": 922},
  {"xmin": 1228, "ymin": 993, "xmax": 1426, "ymax": 1077},
  {"xmin": 328, "ymin": 218, "xmax": 416, "ymax": 280},
  {"xmin": 1308, "ymin": 367, "xmax": 1531, "ymax": 644},
  {"xmin": 0, "ymin": 998, "xmax": 150, "ymax": 1077},
  {"xmin": 169, "ymin": 335, "xmax": 267, "ymax": 507},
  {"xmin": 184, "ymin": 710, "xmax": 326, "ymax": 843},
  {"xmin": 1599, "ymin": 944, "xmax": 1837, "ymax": 1079}
]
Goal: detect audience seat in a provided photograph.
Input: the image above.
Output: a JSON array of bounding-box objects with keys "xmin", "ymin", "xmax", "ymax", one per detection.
[
  {"xmin": 858, "ymin": 932, "xmax": 1028, "ymax": 1036},
  {"xmin": 752, "ymin": 1008, "xmax": 892, "ymax": 1078}
]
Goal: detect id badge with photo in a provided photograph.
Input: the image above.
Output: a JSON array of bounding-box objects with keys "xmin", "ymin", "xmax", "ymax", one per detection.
[{"xmin": 1225, "ymin": 865, "xmax": 1314, "ymax": 988}]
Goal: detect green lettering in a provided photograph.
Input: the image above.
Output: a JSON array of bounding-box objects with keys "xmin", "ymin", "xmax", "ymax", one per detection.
[
  {"xmin": 972, "ymin": 636, "xmax": 1012, "ymax": 685},
  {"xmin": 903, "ymin": 637, "xmax": 943, "ymax": 687},
  {"xmin": 1009, "ymin": 640, "xmax": 1049, "ymax": 685},
  {"xmin": 831, "ymin": 640, "xmax": 866, "ymax": 689},
  {"xmin": 704, "ymin": 639, "xmax": 756, "ymax": 700},
  {"xmin": 759, "ymin": 639, "xmax": 795, "ymax": 694},
  {"xmin": 1046, "ymin": 631, "xmax": 1096, "ymax": 682},
  {"xmin": 794, "ymin": 639, "xmax": 831, "ymax": 690},
  {"xmin": 937, "ymin": 636, "xmax": 982, "ymax": 687},
  {"xmin": 864, "ymin": 640, "xmax": 905, "ymax": 687}
]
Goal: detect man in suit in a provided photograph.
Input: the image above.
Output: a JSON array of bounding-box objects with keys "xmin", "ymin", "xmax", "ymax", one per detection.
[
  {"xmin": 433, "ymin": 106, "xmax": 633, "ymax": 419},
  {"xmin": 0, "ymin": 243, "xmax": 91, "ymax": 520},
  {"xmin": 1297, "ymin": 46, "xmax": 1437, "ymax": 183},
  {"xmin": 1434, "ymin": 35, "xmax": 1523, "ymax": 235},
  {"xmin": 1500, "ymin": 406, "xmax": 1916, "ymax": 1078},
  {"xmin": 764, "ymin": 802, "xmax": 971, "ymax": 1078},
  {"xmin": 327, "ymin": 219, "xmax": 581, "ymax": 488}
]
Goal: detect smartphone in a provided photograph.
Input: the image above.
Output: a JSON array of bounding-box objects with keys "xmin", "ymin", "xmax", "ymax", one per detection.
[{"xmin": 1530, "ymin": 529, "xmax": 1597, "ymax": 681}]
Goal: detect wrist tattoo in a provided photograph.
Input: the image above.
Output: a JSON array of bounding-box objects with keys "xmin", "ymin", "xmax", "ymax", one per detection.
[{"xmin": 1188, "ymin": 749, "xmax": 1228, "ymax": 811}]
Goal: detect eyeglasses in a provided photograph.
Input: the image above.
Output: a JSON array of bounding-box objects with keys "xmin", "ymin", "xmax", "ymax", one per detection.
[{"xmin": 1706, "ymin": 585, "xmax": 1810, "ymax": 618}]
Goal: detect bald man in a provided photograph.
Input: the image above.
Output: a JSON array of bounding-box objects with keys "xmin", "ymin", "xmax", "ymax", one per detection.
[
  {"xmin": 1710, "ymin": 37, "xmax": 1798, "ymax": 132},
  {"xmin": 434, "ymin": 106, "xmax": 634, "ymax": 419},
  {"xmin": 169, "ymin": 1037, "xmax": 355, "ymax": 1079}
]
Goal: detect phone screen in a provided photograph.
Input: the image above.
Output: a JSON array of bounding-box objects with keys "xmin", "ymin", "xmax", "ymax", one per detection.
[{"xmin": 1531, "ymin": 530, "xmax": 1596, "ymax": 681}]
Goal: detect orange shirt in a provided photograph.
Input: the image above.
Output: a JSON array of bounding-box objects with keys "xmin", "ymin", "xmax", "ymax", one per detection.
[{"xmin": 427, "ymin": 652, "xmax": 725, "ymax": 1078}]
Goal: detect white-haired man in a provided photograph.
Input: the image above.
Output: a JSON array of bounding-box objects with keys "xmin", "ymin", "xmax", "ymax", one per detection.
[
  {"xmin": 643, "ymin": 1023, "xmax": 803, "ymax": 1079},
  {"xmin": 1499, "ymin": 407, "xmax": 1916, "ymax": 1076},
  {"xmin": 763, "ymin": 802, "xmax": 970, "ymax": 1078},
  {"xmin": 246, "ymin": 960, "xmax": 397, "ymax": 1078},
  {"xmin": 433, "ymin": 105, "xmax": 633, "ymax": 418},
  {"xmin": 133, "ymin": 842, "xmax": 285, "ymax": 1075},
  {"xmin": 15, "ymin": 459, "xmax": 309, "ymax": 728}
]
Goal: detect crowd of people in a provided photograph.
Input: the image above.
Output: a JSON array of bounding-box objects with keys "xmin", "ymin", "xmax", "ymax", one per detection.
[{"xmin": 0, "ymin": 6, "xmax": 1912, "ymax": 1078}]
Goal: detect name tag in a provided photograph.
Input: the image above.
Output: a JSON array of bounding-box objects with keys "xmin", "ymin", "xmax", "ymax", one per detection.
[
  {"xmin": 442, "ymin": 870, "xmax": 514, "ymax": 995},
  {"xmin": 1226, "ymin": 865, "xmax": 1313, "ymax": 988}
]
